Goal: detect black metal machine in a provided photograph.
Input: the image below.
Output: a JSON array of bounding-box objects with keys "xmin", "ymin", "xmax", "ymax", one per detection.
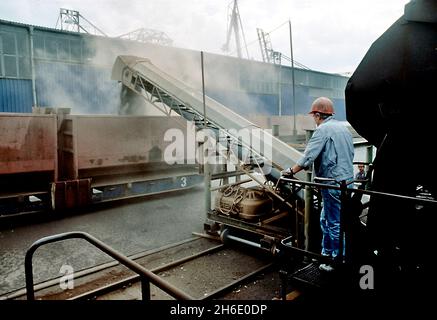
[{"xmin": 345, "ymin": 0, "xmax": 437, "ymax": 292}]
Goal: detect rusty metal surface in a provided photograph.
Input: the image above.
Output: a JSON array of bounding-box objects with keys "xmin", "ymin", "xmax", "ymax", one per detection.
[
  {"xmin": 0, "ymin": 113, "xmax": 201, "ymax": 212},
  {"xmin": 52, "ymin": 179, "xmax": 92, "ymax": 210},
  {"xmin": 0, "ymin": 113, "xmax": 57, "ymax": 175},
  {"xmin": 61, "ymin": 115, "xmax": 189, "ymax": 177}
]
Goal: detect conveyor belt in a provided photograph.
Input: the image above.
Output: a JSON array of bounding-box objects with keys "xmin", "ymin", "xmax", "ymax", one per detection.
[{"xmin": 111, "ymin": 55, "xmax": 305, "ymax": 182}]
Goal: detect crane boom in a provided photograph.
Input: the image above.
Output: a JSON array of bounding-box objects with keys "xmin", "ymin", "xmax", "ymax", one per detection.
[{"xmin": 222, "ymin": 0, "xmax": 249, "ymax": 59}]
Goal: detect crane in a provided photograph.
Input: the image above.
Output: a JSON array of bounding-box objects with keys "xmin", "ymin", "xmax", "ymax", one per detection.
[
  {"xmin": 55, "ymin": 8, "xmax": 107, "ymax": 36},
  {"xmin": 117, "ymin": 28, "xmax": 173, "ymax": 46},
  {"xmin": 256, "ymin": 28, "xmax": 282, "ymax": 64},
  {"xmin": 222, "ymin": 0, "xmax": 249, "ymax": 59}
]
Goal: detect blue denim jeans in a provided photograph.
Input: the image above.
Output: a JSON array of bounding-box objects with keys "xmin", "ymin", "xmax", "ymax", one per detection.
[{"xmin": 320, "ymin": 186, "xmax": 342, "ymax": 259}]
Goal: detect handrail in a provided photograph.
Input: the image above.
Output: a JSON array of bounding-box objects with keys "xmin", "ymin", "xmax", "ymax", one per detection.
[
  {"xmin": 280, "ymin": 177, "xmax": 437, "ymax": 205},
  {"xmin": 279, "ymin": 176, "xmax": 437, "ymax": 265},
  {"xmin": 25, "ymin": 231, "xmax": 193, "ymax": 300}
]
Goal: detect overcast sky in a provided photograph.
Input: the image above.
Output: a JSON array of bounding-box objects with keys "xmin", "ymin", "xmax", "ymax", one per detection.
[{"xmin": 0, "ymin": 0, "xmax": 410, "ymax": 73}]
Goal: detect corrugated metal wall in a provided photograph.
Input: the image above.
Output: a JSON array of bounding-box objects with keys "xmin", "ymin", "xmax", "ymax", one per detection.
[
  {"xmin": 0, "ymin": 19, "xmax": 349, "ymax": 119},
  {"xmin": 35, "ymin": 61, "xmax": 120, "ymax": 114},
  {"xmin": 0, "ymin": 79, "xmax": 32, "ymax": 112},
  {"xmin": 204, "ymin": 53, "xmax": 348, "ymax": 119},
  {"xmin": 207, "ymin": 90, "xmax": 278, "ymax": 116}
]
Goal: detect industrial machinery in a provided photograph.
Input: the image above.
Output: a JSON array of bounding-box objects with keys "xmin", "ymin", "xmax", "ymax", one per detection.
[
  {"xmin": 346, "ymin": 0, "xmax": 437, "ymax": 292},
  {"xmin": 8, "ymin": 0, "xmax": 436, "ymax": 301},
  {"xmin": 111, "ymin": 55, "xmax": 306, "ymax": 252},
  {"xmin": 277, "ymin": 0, "xmax": 437, "ymax": 297},
  {"xmin": 113, "ymin": 0, "xmax": 437, "ymax": 294}
]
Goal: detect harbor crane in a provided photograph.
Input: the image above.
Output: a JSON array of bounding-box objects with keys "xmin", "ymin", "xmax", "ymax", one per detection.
[{"xmin": 222, "ymin": 0, "xmax": 249, "ymax": 59}]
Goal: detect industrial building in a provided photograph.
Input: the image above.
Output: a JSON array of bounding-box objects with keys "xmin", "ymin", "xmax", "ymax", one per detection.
[{"xmin": 0, "ymin": 17, "xmax": 349, "ymax": 129}]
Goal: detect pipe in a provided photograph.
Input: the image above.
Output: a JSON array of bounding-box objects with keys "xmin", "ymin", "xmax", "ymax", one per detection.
[
  {"xmin": 210, "ymin": 178, "xmax": 251, "ymax": 192},
  {"xmin": 28, "ymin": 26, "xmax": 37, "ymax": 107},
  {"xmin": 225, "ymin": 234, "xmax": 262, "ymax": 249},
  {"xmin": 211, "ymin": 170, "xmax": 246, "ymax": 180},
  {"xmin": 201, "ymin": 51, "xmax": 207, "ymax": 129},
  {"xmin": 280, "ymin": 177, "xmax": 437, "ymax": 205},
  {"xmin": 201, "ymin": 51, "xmax": 211, "ymax": 213},
  {"xmin": 289, "ymin": 20, "xmax": 297, "ymax": 137},
  {"xmin": 25, "ymin": 232, "xmax": 193, "ymax": 300},
  {"xmin": 304, "ymin": 129, "xmax": 314, "ymax": 252},
  {"xmin": 278, "ymin": 63, "xmax": 282, "ymax": 116}
]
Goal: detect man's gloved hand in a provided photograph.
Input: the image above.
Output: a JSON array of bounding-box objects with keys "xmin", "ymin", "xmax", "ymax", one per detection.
[{"xmin": 281, "ymin": 167, "xmax": 294, "ymax": 177}]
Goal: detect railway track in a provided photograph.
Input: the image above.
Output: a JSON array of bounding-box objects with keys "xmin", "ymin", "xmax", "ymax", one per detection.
[{"xmin": 2, "ymin": 235, "xmax": 281, "ymax": 301}]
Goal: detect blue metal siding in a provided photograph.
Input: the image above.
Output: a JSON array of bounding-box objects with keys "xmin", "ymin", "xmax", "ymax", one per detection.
[
  {"xmin": 208, "ymin": 85, "xmax": 347, "ymax": 121},
  {"xmin": 0, "ymin": 79, "xmax": 33, "ymax": 112},
  {"xmin": 0, "ymin": 19, "xmax": 349, "ymax": 117},
  {"xmin": 207, "ymin": 89, "xmax": 278, "ymax": 116},
  {"xmin": 280, "ymin": 85, "xmax": 310, "ymax": 116},
  {"xmin": 205, "ymin": 54, "xmax": 347, "ymax": 120},
  {"xmin": 332, "ymin": 98, "xmax": 346, "ymax": 120},
  {"xmin": 35, "ymin": 61, "xmax": 120, "ymax": 114}
]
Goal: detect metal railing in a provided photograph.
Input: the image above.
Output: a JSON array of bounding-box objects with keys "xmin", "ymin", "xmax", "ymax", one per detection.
[
  {"xmin": 280, "ymin": 177, "xmax": 437, "ymax": 206},
  {"xmin": 278, "ymin": 175, "xmax": 437, "ymax": 299},
  {"xmin": 25, "ymin": 231, "xmax": 193, "ymax": 300},
  {"xmin": 278, "ymin": 176, "xmax": 437, "ymax": 263}
]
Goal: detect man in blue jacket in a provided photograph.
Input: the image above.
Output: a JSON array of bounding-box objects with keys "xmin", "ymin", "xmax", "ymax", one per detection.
[{"xmin": 283, "ymin": 97, "xmax": 354, "ymax": 272}]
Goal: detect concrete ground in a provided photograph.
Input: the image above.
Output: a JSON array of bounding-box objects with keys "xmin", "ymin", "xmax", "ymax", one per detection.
[{"xmin": 0, "ymin": 184, "xmax": 206, "ymax": 296}]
